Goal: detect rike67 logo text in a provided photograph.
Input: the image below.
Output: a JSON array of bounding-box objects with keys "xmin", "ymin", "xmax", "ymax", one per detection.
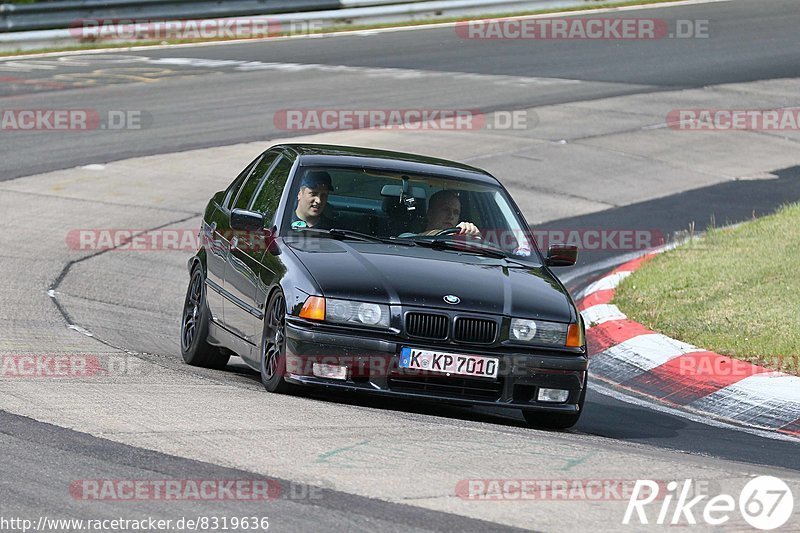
[{"xmin": 624, "ymin": 476, "xmax": 794, "ymax": 530}]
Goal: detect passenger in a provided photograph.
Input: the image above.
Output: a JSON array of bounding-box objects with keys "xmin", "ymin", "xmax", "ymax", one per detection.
[
  {"xmin": 420, "ymin": 190, "xmax": 481, "ymax": 237},
  {"xmin": 291, "ymin": 171, "xmax": 333, "ymax": 229}
]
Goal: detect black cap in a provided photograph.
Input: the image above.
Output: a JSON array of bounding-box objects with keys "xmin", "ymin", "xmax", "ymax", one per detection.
[{"xmin": 300, "ymin": 170, "xmax": 332, "ymax": 191}]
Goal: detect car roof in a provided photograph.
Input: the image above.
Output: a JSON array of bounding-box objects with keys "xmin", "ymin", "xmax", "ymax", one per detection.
[{"xmin": 273, "ymin": 144, "xmax": 500, "ymax": 185}]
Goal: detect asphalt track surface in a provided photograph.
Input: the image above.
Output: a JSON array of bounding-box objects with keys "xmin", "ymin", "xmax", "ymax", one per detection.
[
  {"xmin": 2, "ymin": 0, "xmax": 800, "ymax": 179},
  {"xmin": 1, "ymin": 0, "xmax": 800, "ymax": 531}
]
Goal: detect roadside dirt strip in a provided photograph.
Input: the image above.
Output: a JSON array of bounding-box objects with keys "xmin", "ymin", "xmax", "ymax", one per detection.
[{"xmin": 577, "ymin": 252, "xmax": 800, "ymax": 439}]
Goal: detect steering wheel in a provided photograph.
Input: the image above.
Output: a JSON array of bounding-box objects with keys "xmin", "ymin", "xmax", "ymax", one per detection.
[{"xmin": 434, "ymin": 227, "xmax": 483, "ymax": 240}]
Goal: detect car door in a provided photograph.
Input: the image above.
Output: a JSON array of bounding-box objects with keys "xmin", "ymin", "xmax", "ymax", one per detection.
[
  {"xmin": 245, "ymin": 153, "xmax": 295, "ymax": 351},
  {"xmin": 223, "ymin": 151, "xmax": 283, "ymax": 351},
  {"xmin": 204, "ymin": 154, "xmax": 263, "ymax": 326}
]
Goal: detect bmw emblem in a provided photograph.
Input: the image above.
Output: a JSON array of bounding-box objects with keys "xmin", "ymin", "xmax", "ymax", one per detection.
[{"xmin": 443, "ymin": 295, "xmax": 460, "ymax": 305}]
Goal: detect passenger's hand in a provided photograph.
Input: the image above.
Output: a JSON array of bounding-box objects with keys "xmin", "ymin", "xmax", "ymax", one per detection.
[{"xmin": 456, "ymin": 222, "xmax": 481, "ymax": 237}]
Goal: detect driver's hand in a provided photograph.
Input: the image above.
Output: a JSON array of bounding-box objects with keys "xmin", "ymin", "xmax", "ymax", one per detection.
[{"xmin": 456, "ymin": 222, "xmax": 481, "ymax": 237}]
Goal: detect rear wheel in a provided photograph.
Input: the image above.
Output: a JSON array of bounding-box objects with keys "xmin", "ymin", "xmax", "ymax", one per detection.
[
  {"xmin": 261, "ymin": 291, "xmax": 294, "ymax": 394},
  {"xmin": 522, "ymin": 381, "xmax": 587, "ymax": 430},
  {"xmin": 180, "ymin": 266, "xmax": 229, "ymax": 370}
]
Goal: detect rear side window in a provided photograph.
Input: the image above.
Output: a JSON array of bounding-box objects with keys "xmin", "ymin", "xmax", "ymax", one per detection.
[
  {"xmin": 250, "ymin": 156, "xmax": 293, "ymax": 216},
  {"xmin": 223, "ymin": 156, "xmax": 261, "ymax": 209},
  {"xmin": 232, "ymin": 152, "xmax": 279, "ymax": 210}
]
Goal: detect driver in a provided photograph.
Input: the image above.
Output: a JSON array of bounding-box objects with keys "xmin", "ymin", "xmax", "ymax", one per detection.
[
  {"xmin": 291, "ymin": 170, "xmax": 334, "ymax": 229},
  {"xmin": 420, "ymin": 190, "xmax": 480, "ymax": 237}
]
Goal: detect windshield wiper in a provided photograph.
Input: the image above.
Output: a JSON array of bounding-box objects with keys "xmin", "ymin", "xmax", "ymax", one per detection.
[
  {"xmin": 410, "ymin": 237, "xmax": 537, "ymax": 268},
  {"xmin": 410, "ymin": 237, "xmax": 506, "ymax": 257}
]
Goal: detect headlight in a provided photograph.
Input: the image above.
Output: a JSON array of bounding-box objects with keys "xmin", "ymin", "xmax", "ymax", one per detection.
[
  {"xmin": 509, "ymin": 318, "xmax": 569, "ymax": 346},
  {"xmin": 326, "ymin": 298, "xmax": 390, "ymax": 328},
  {"xmin": 510, "ymin": 319, "xmax": 537, "ymax": 341}
]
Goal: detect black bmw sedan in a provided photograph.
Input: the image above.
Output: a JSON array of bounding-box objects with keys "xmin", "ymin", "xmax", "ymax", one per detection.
[{"xmin": 181, "ymin": 144, "xmax": 587, "ymax": 429}]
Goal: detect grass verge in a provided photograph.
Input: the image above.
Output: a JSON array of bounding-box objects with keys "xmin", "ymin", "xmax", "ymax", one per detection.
[
  {"xmin": 1, "ymin": 0, "xmax": 692, "ymax": 57},
  {"xmin": 614, "ymin": 204, "xmax": 800, "ymax": 376}
]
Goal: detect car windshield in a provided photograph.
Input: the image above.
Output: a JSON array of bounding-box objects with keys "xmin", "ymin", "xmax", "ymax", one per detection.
[{"xmin": 282, "ymin": 166, "xmax": 539, "ymax": 261}]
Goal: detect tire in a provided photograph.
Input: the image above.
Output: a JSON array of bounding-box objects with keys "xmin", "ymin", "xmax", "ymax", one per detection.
[
  {"xmin": 181, "ymin": 266, "xmax": 230, "ymax": 370},
  {"xmin": 522, "ymin": 381, "xmax": 587, "ymax": 430},
  {"xmin": 260, "ymin": 290, "xmax": 294, "ymax": 394}
]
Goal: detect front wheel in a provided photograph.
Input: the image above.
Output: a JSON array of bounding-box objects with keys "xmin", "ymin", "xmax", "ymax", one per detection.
[
  {"xmin": 260, "ymin": 290, "xmax": 294, "ymax": 394},
  {"xmin": 181, "ymin": 267, "xmax": 229, "ymax": 370}
]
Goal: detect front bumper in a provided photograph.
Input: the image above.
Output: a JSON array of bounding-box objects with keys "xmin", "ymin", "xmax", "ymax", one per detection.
[{"xmin": 284, "ymin": 321, "xmax": 588, "ymax": 413}]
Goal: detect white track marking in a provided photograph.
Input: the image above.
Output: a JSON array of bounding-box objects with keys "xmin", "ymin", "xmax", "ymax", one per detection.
[
  {"xmin": 576, "ymin": 271, "xmax": 632, "ymax": 299},
  {"xmin": 596, "ymin": 333, "xmax": 702, "ymax": 372},
  {"xmin": 590, "ymin": 381, "xmax": 799, "ymax": 443},
  {"xmin": 1, "ymin": 54, "xmax": 582, "ymax": 86},
  {"xmin": 581, "ymin": 304, "xmax": 628, "ymax": 327},
  {"xmin": 690, "ymin": 374, "xmax": 800, "ymax": 428}
]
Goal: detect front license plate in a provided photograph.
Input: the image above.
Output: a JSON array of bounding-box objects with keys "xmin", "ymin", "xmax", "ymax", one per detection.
[{"xmin": 399, "ymin": 347, "xmax": 499, "ymax": 379}]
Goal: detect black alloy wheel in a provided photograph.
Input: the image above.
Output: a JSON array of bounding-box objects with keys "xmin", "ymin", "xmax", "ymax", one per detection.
[
  {"xmin": 180, "ymin": 267, "xmax": 229, "ymax": 370},
  {"xmin": 261, "ymin": 291, "xmax": 293, "ymax": 394}
]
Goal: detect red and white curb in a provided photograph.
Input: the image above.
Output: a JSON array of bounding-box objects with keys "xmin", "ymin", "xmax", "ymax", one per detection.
[{"xmin": 576, "ymin": 252, "xmax": 800, "ymax": 439}]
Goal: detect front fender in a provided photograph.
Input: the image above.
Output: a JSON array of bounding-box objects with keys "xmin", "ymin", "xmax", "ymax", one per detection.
[
  {"xmin": 187, "ymin": 249, "xmax": 206, "ymax": 274},
  {"xmin": 275, "ymin": 240, "xmax": 320, "ymax": 316}
]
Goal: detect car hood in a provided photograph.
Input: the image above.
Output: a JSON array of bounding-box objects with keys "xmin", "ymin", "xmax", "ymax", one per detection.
[{"xmin": 285, "ymin": 239, "xmax": 574, "ymax": 322}]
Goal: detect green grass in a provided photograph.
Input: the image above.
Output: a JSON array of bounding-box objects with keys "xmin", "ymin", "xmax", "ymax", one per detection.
[
  {"xmin": 614, "ymin": 204, "xmax": 800, "ymax": 376},
  {"xmin": 0, "ymin": 0, "xmax": 689, "ymax": 57}
]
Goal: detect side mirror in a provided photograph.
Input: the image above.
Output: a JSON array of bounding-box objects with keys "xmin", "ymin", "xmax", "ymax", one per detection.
[
  {"xmin": 546, "ymin": 244, "xmax": 578, "ymax": 267},
  {"xmin": 230, "ymin": 208, "xmax": 265, "ymax": 231},
  {"xmin": 266, "ymin": 226, "xmax": 280, "ymax": 256}
]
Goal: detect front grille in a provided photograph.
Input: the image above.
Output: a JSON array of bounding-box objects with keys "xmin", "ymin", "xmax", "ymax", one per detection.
[
  {"xmin": 405, "ymin": 312, "xmax": 448, "ymax": 340},
  {"xmin": 388, "ymin": 375, "xmax": 503, "ymax": 401},
  {"xmin": 453, "ymin": 317, "xmax": 497, "ymax": 344}
]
